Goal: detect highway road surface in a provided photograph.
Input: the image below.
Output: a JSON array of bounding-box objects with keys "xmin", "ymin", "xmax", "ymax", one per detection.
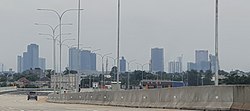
[{"xmin": 0, "ymin": 94, "xmax": 193, "ymax": 111}]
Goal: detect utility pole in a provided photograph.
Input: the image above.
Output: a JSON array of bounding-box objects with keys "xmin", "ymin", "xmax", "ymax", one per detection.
[{"xmin": 215, "ymin": 0, "xmax": 219, "ymax": 86}]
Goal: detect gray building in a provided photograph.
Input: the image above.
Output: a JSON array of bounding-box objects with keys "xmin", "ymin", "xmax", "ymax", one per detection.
[
  {"xmin": 17, "ymin": 56, "xmax": 23, "ymax": 73},
  {"xmin": 187, "ymin": 62, "xmax": 196, "ymax": 71},
  {"xmin": 168, "ymin": 60, "xmax": 182, "ymax": 73},
  {"xmin": 120, "ymin": 56, "xmax": 126, "ymax": 73},
  {"xmin": 209, "ymin": 54, "xmax": 217, "ymax": 73},
  {"xmin": 80, "ymin": 50, "xmax": 91, "ymax": 72},
  {"xmin": 39, "ymin": 58, "xmax": 46, "ymax": 71},
  {"xmin": 151, "ymin": 48, "xmax": 164, "ymax": 72},
  {"xmin": 90, "ymin": 53, "xmax": 96, "ymax": 71},
  {"xmin": 22, "ymin": 52, "xmax": 29, "ymax": 71},
  {"xmin": 69, "ymin": 47, "xmax": 79, "ymax": 71},
  {"xmin": 195, "ymin": 50, "xmax": 210, "ymax": 72},
  {"xmin": 18, "ymin": 44, "xmax": 44, "ymax": 72},
  {"xmin": 22, "ymin": 44, "xmax": 39, "ymax": 71},
  {"xmin": 27, "ymin": 44, "xmax": 39, "ymax": 69},
  {"xmin": 69, "ymin": 48, "xmax": 97, "ymax": 73},
  {"xmin": 168, "ymin": 61, "xmax": 176, "ymax": 73}
]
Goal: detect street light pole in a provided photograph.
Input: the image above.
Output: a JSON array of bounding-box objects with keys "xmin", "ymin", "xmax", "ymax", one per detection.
[
  {"xmin": 38, "ymin": 8, "xmax": 83, "ymax": 93},
  {"xmin": 136, "ymin": 63, "xmax": 149, "ymax": 81},
  {"xmin": 107, "ymin": 56, "xmax": 117, "ymax": 81},
  {"xmin": 215, "ymin": 0, "xmax": 219, "ymax": 86},
  {"xmin": 127, "ymin": 59, "xmax": 136, "ymax": 89},
  {"xmin": 77, "ymin": 0, "xmax": 81, "ymax": 92},
  {"xmin": 58, "ymin": 38, "xmax": 75, "ymax": 90},
  {"xmin": 97, "ymin": 53, "xmax": 112, "ymax": 89},
  {"xmin": 116, "ymin": 0, "xmax": 121, "ymax": 88},
  {"xmin": 36, "ymin": 23, "xmax": 72, "ymax": 94}
]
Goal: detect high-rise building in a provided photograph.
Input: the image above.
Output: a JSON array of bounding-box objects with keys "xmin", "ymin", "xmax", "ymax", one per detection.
[
  {"xmin": 187, "ymin": 62, "xmax": 196, "ymax": 71},
  {"xmin": 39, "ymin": 58, "xmax": 46, "ymax": 71},
  {"xmin": 69, "ymin": 47, "xmax": 79, "ymax": 71},
  {"xmin": 177, "ymin": 56, "xmax": 183, "ymax": 72},
  {"xmin": 22, "ymin": 52, "xmax": 29, "ymax": 71},
  {"xmin": 80, "ymin": 50, "xmax": 91, "ymax": 71},
  {"xmin": 120, "ymin": 56, "xmax": 126, "ymax": 73},
  {"xmin": 195, "ymin": 50, "xmax": 209, "ymax": 71},
  {"xmin": 17, "ymin": 56, "xmax": 23, "ymax": 73},
  {"xmin": 69, "ymin": 48, "xmax": 97, "ymax": 72},
  {"xmin": 18, "ymin": 44, "xmax": 45, "ymax": 72},
  {"xmin": 151, "ymin": 48, "xmax": 164, "ymax": 72},
  {"xmin": 90, "ymin": 53, "xmax": 96, "ymax": 71},
  {"xmin": 209, "ymin": 54, "xmax": 216, "ymax": 73},
  {"xmin": 168, "ymin": 59, "xmax": 182, "ymax": 73},
  {"xmin": 168, "ymin": 61, "xmax": 176, "ymax": 73},
  {"xmin": 27, "ymin": 44, "xmax": 39, "ymax": 69}
]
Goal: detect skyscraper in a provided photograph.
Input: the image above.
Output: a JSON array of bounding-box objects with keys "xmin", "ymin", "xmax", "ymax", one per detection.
[
  {"xmin": 69, "ymin": 47, "xmax": 79, "ymax": 71},
  {"xmin": 195, "ymin": 50, "xmax": 209, "ymax": 71},
  {"xmin": 17, "ymin": 56, "xmax": 23, "ymax": 73},
  {"xmin": 209, "ymin": 54, "xmax": 216, "ymax": 73},
  {"xmin": 69, "ymin": 48, "xmax": 97, "ymax": 72},
  {"xmin": 39, "ymin": 58, "xmax": 46, "ymax": 71},
  {"xmin": 187, "ymin": 62, "xmax": 196, "ymax": 71},
  {"xmin": 120, "ymin": 56, "xmax": 126, "ymax": 73},
  {"xmin": 168, "ymin": 61, "xmax": 176, "ymax": 73},
  {"xmin": 27, "ymin": 44, "xmax": 39, "ymax": 69},
  {"xmin": 18, "ymin": 44, "xmax": 44, "ymax": 72},
  {"xmin": 151, "ymin": 48, "xmax": 164, "ymax": 72},
  {"xmin": 80, "ymin": 50, "xmax": 91, "ymax": 71},
  {"xmin": 22, "ymin": 52, "xmax": 29, "ymax": 71},
  {"xmin": 90, "ymin": 53, "xmax": 96, "ymax": 71},
  {"xmin": 177, "ymin": 56, "xmax": 183, "ymax": 72},
  {"xmin": 168, "ymin": 56, "xmax": 182, "ymax": 73}
]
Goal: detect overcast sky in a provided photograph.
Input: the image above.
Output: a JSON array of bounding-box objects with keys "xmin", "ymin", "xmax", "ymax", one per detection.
[{"xmin": 1, "ymin": 0, "xmax": 250, "ymax": 72}]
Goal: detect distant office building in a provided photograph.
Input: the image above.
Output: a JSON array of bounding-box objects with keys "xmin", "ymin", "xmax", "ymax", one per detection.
[
  {"xmin": 168, "ymin": 60, "xmax": 182, "ymax": 73},
  {"xmin": 120, "ymin": 56, "xmax": 126, "ymax": 73},
  {"xmin": 22, "ymin": 52, "xmax": 29, "ymax": 71},
  {"xmin": 69, "ymin": 47, "xmax": 79, "ymax": 71},
  {"xmin": 18, "ymin": 44, "xmax": 44, "ymax": 72},
  {"xmin": 209, "ymin": 54, "xmax": 216, "ymax": 73},
  {"xmin": 151, "ymin": 48, "xmax": 164, "ymax": 72},
  {"xmin": 168, "ymin": 61, "xmax": 176, "ymax": 73},
  {"xmin": 80, "ymin": 50, "xmax": 91, "ymax": 71},
  {"xmin": 90, "ymin": 53, "xmax": 96, "ymax": 71},
  {"xmin": 39, "ymin": 58, "xmax": 46, "ymax": 71},
  {"xmin": 195, "ymin": 50, "xmax": 209, "ymax": 71},
  {"xmin": 149, "ymin": 60, "xmax": 153, "ymax": 72},
  {"xmin": 187, "ymin": 62, "xmax": 196, "ymax": 71},
  {"xmin": 177, "ymin": 56, "xmax": 183, "ymax": 72},
  {"xmin": 27, "ymin": 44, "xmax": 39, "ymax": 69},
  {"xmin": 17, "ymin": 56, "xmax": 23, "ymax": 73},
  {"xmin": 69, "ymin": 48, "xmax": 97, "ymax": 73}
]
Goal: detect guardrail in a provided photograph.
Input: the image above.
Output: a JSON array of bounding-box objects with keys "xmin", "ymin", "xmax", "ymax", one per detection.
[
  {"xmin": 0, "ymin": 86, "xmax": 17, "ymax": 94},
  {"xmin": 17, "ymin": 88, "xmax": 53, "ymax": 91}
]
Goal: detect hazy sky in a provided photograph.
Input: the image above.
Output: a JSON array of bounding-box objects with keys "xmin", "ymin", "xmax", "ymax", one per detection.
[{"xmin": 1, "ymin": 0, "xmax": 250, "ymax": 72}]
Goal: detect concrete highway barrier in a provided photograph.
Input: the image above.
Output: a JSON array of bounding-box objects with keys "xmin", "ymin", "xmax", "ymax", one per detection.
[
  {"xmin": 0, "ymin": 86, "xmax": 17, "ymax": 94},
  {"xmin": 47, "ymin": 85, "xmax": 250, "ymax": 110}
]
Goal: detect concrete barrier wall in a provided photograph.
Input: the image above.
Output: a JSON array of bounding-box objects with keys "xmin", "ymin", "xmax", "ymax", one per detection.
[
  {"xmin": 47, "ymin": 85, "xmax": 250, "ymax": 110},
  {"xmin": 231, "ymin": 85, "xmax": 250, "ymax": 110},
  {"xmin": 0, "ymin": 86, "xmax": 17, "ymax": 94}
]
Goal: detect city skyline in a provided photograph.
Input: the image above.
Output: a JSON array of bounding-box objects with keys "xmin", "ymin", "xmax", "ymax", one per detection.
[{"xmin": 1, "ymin": 0, "xmax": 250, "ymax": 72}]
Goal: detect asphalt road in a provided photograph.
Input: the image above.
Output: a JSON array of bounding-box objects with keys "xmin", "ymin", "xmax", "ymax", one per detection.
[{"xmin": 0, "ymin": 94, "xmax": 193, "ymax": 111}]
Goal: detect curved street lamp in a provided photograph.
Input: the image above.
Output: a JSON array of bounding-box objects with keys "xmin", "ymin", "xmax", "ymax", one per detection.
[
  {"xmin": 36, "ymin": 22, "xmax": 71, "ymax": 94},
  {"xmin": 96, "ymin": 53, "xmax": 112, "ymax": 89},
  {"xmin": 37, "ymin": 8, "xmax": 83, "ymax": 93},
  {"xmin": 127, "ymin": 59, "xmax": 136, "ymax": 89},
  {"xmin": 136, "ymin": 62, "xmax": 149, "ymax": 81}
]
